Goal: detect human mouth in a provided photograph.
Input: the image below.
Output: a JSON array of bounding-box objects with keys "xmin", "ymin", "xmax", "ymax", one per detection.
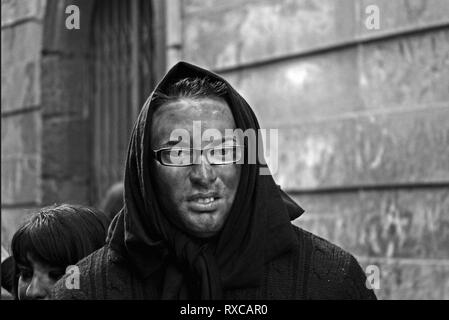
[
  {"xmin": 187, "ymin": 193, "xmax": 221, "ymax": 212},
  {"xmin": 195, "ymin": 197, "xmax": 215, "ymax": 204}
]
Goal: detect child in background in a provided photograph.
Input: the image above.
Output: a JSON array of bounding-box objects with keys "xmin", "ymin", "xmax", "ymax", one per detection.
[{"xmin": 10, "ymin": 204, "xmax": 110, "ymax": 300}]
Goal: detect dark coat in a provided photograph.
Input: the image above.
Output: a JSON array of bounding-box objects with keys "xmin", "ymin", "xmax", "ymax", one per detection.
[{"xmin": 52, "ymin": 224, "xmax": 376, "ymax": 300}]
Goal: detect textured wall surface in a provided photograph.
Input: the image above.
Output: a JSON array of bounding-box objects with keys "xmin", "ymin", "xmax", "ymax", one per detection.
[
  {"xmin": 1, "ymin": 0, "xmax": 92, "ymax": 250},
  {"xmin": 1, "ymin": 0, "xmax": 46, "ymax": 249},
  {"xmin": 181, "ymin": 0, "xmax": 449, "ymax": 299}
]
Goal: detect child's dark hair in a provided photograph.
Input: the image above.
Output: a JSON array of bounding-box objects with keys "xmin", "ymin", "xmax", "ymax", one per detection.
[{"xmin": 10, "ymin": 204, "xmax": 110, "ymax": 298}]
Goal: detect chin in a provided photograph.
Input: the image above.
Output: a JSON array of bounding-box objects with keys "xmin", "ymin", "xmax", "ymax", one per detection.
[
  {"xmin": 176, "ymin": 207, "xmax": 229, "ymax": 238},
  {"xmin": 186, "ymin": 221, "xmax": 223, "ymax": 238}
]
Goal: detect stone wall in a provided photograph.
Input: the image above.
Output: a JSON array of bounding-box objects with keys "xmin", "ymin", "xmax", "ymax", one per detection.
[
  {"xmin": 1, "ymin": 0, "xmax": 47, "ymax": 250},
  {"xmin": 1, "ymin": 0, "xmax": 93, "ymax": 250},
  {"xmin": 180, "ymin": 0, "xmax": 449, "ymax": 299}
]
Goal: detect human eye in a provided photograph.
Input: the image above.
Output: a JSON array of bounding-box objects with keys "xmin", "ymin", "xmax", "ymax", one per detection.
[
  {"xmin": 221, "ymin": 147, "xmax": 233, "ymax": 156},
  {"xmin": 162, "ymin": 148, "xmax": 191, "ymax": 165},
  {"xmin": 48, "ymin": 269, "xmax": 66, "ymax": 281},
  {"xmin": 209, "ymin": 146, "xmax": 235, "ymax": 163},
  {"xmin": 170, "ymin": 148, "xmax": 190, "ymax": 158},
  {"xmin": 174, "ymin": 149, "xmax": 187, "ymax": 157},
  {"xmin": 18, "ymin": 266, "xmax": 33, "ymax": 280}
]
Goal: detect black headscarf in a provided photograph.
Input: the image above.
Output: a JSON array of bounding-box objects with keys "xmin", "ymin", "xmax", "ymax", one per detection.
[{"xmin": 107, "ymin": 61, "xmax": 304, "ymax": 299}]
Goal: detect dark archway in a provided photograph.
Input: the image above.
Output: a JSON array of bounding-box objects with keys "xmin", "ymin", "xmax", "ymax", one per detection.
[
  {"xmin": 90, "ymin": 0, "xmax": 166, "ymax": 202},
  {"xmin": 41, "ymin": 0, "xmax": 165, "ymax": 206}
]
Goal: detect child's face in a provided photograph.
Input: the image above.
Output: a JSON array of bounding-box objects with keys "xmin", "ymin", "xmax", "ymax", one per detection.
[{"xmin": 17, "ymin": 254, "xmax": 65, "ymax": 300}]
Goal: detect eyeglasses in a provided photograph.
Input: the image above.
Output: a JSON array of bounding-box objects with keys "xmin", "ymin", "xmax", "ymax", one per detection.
[{"xmin": 152, "ymin": 145, "xmax": 244, "ymax": 167}]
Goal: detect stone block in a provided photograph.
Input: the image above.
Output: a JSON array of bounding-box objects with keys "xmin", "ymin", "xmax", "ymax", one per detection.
[
  {"xmin": 183, "ymin": 0, "xmax": 449, "ymax": 70},
  {"xmin": 357, "ymin": 0, "xmax": 449, "ymax": 37},
  {"xmin": 41, "ymin": 55, "xmax": 89, "ymax": 117},
  {"xmin": 1, "ymin": 0, "xmax": 47, "ymax": 27},
  {"xmin": 41, "ymin": 117, "xmax": 90, "ymax": 179},
  {"xmin": 1, "ymin": 111, "xmax": 41, "ymax": 205},
  {"xmin": 220, "ymin": 29, "xmax": 449, "ymax": 128},
  {"xmin": 42, "ymin": 0, "xmax": 95, "ymax": 54},
  {"xmin": 222, "ymin": 47, "xmax": 362, "ymax": 126},
  {"xmin": 274, "ymin": 107, "xmax": 449, "ymax": 189},
  {"xmin": 359, "ymin": 29, "xmax": 449, "ymax": 109},
  {"xmin": 1, "ymin": 21, "xmax": 42, "ymax": 112},
  {"xmin": 1, "ymin": 155, "xmax": 40, "ymax": 205},
  {"xmin": 291, "ymin": 188, "xmax": 449, "ymax": 259},
  {"xmin": 1, "ymin": 111, "xmax": 41, "ymax": 156},
  {"xmin": 357, "ymin": 257, "xmax": 449, "ymax": 300},
  {"xmin": 183, "ymin": 0, "xmax": 356, "ymax": 69}
]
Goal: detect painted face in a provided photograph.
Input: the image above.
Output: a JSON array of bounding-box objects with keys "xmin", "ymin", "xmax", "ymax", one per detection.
[
  {"xmin": 17, "ymin": 254, "xmax": 65, "ymax": 300},
  {"xmin": 151, "ymin": 97, "xmax": 241, "ymax": 238}
]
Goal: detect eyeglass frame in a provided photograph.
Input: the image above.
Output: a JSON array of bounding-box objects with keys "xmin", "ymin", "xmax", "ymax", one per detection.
[{"xmin": 152, "ymin": 144, "xmax": 244, "ymax": 167}]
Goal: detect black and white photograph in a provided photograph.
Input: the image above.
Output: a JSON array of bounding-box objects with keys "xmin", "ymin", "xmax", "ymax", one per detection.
[{"xmin": 1, "ymin": 0, "xmax": 448, "ymax": 306}]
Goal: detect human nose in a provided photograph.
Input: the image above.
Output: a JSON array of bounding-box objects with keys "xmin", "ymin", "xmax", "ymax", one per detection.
[
  {"xmin": 25, "ymin": 275, "xmax": 48, "ymax": 300},
  {"xmin": 189, "ymin": 153, "xmax": 217, "ymax": 186}
]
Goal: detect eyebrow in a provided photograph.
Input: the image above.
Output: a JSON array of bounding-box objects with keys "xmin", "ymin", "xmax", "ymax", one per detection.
[
  {"xmin": 155, "ymin": 139, "xmax": 182, "ymax": 150},
  {"xmin": 155, "ymin": 136, "xmax": 238, "ymax": 150},
  {"xmin": 208, "ymin": 136, "xmax": 238, "ymax": 147}
]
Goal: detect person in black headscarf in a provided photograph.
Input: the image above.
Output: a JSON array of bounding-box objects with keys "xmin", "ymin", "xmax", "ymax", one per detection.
[{"xmin": 52, "ymin": 61, "xmax": 376, "ymax": 300}]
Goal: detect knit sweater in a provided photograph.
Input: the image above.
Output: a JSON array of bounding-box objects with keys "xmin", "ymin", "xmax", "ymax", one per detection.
[{"xmin": 51, "ymin": 225, "xmax": 376, "ymax": 300}]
